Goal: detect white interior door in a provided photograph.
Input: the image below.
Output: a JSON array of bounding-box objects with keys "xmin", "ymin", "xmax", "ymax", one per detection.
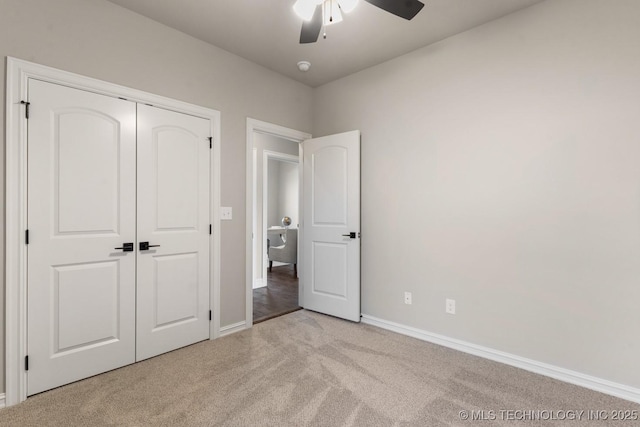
[
  {"xmin": 27, "ymin": 80, "xmax": 137, "ymax": 395},
  {"xmin": 302, "ymin": 130, "xmax": 361, "ymax": 322},
  {"xmin": 136, "ymin": 104, "xmax": 211, "ymax": 361}
]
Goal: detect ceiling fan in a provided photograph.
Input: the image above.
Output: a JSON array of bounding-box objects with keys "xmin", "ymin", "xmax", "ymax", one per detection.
[{"xmin": 295, "ymin": 0, "xmax": 425, "ymax": 44}]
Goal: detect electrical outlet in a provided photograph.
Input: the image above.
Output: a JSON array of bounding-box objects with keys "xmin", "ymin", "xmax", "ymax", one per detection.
[
  {"xmin": 404, "ymin": 292, "xmax": 412, "ymax": 305},
  {"xmin": 220, "ymin": 207, "xmax": 233, "ymax": 220},
  {"xmin": 446, "ymin": 298, "xmax": 456, "ymax": 315}
]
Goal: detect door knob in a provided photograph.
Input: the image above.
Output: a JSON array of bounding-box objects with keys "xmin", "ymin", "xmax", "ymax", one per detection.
[
  {"xmin": 139, "ymin": 242, "xmax": 161, "ymax": 251},
  {"xmin": 114, "ymin": 243, "xmax": 134, "ymax": 252},
  {"xmin": 341, "ymin": 232, "xmax": 357, "ymax": 239}
]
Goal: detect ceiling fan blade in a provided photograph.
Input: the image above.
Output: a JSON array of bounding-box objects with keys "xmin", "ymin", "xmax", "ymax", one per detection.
[
  {"xmin": 364, "ymin": 0, "xmax": 425, "ymax": 20},
  {"xmin": 300, "ymin": 4, "xmax": 323, "ymax": 44}
]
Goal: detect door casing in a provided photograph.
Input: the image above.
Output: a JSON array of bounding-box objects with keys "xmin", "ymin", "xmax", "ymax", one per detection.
[{"xmin": 4, "ymin": 57, "xmax": 221, "ymax": 406}]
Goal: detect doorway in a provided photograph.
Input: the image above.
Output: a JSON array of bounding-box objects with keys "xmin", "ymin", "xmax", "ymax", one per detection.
[
  {"xmin": 245, "ymin": 119, "xmax": 311, "ymax": 325},
  {"xmin": 254, "ymin": 153, "xmax": 300, "ymax": 323},
  {"xmin": 245, "ymin": 121, "xmax": 362, "ymax": 326}
]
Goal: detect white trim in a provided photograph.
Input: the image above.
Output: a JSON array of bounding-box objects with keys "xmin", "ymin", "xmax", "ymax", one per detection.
[
  {"xmin": 5, "ymin": 57, "xmax": 222, "ymax": 406},
  {"xmin": 0, "ymin": 393, "xmax": 6, "ymax": 409},
  {"xmin": 252, "ymin": 148, "xmax": 259, "ymax": 289},
  {"xmin": 219, "ymin": 321, "xmax": 248, "ymax": 337},
  {"xmin": 210, "ymin": 110, "xmax": 222, "ymax": 343},
  {"xmin": 263, "ymin": 151, "xmax": 300, "ymax": 164},
  {"xmin": 5, "ymin": 56, "xmax": 29, "ymax": 407},
  {"xmin": 361, "ymin": 314, "xmax": 640, "ymax": 404},
  {"xmin": 245, "ymin": 119, "xmax": 310, "ymax": 329}
]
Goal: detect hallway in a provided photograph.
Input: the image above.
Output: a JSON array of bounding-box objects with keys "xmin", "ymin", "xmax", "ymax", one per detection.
[{"xmin": 253, "ymin": 265, "xmax": 300, "ymax": 324}]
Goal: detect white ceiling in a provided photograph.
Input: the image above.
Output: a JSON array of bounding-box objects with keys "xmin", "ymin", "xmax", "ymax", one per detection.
[{"xmin": 107, "ymin": 0, "xmax": 544, "ymax": 87}]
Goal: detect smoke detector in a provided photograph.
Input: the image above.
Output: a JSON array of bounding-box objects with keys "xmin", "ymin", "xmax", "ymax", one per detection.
[{"xmin": 297, "ymin": 61, "xmax": 311, "ymax": 72}]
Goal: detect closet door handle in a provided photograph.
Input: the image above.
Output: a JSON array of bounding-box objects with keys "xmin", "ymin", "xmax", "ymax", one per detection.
[
  {"xmin": 114, "ymin": 243, "xmax": 134, "ymax": 252},
  {"xmin": 139, "ymin": 242, "xmax": 160, "ymax": 251}
]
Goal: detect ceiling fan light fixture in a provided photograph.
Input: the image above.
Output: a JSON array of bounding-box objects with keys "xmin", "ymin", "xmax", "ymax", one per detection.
[
  {"xmin": 338, "ymin": 0, "xmax": 359, "ymax": 14},
  {"xmin": 323, "ymin": 0, "xmax": 343, "ymax": 26},
  {"xmin": 293, "ymin": 0, "xmax": 320, "ymax": 21},
  {"xmin": 297, "ymin": 0, "xmax": 425, "ymax": 44}
]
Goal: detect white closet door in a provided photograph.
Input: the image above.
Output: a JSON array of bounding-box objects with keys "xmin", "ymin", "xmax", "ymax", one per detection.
[
  {"xmin": 27, "ymin": 80, "xmax": 137, "ymax": 395},
  {"xmin": 136, "ymin": 104, "xmax": 211, "ymax": 361}
]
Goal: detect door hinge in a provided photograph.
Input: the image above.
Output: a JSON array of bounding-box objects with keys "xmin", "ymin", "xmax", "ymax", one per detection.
[
  {"xmin": 208, "ymin": 137, "xmax": 212, "ymax": 149},
  {"xmin": 209, "ymin": 310, "xmax": 212, "ymax": 321},
  {"xmin": 25, "ymin": 229, "xmax": 29, "ymax": 245},
  {"xmin": 20, "ymin": 101, "xmax": 30, "ymax": 119},
  {"xmin": 25, "ymin": 355, "xmax": 29, "ymax": 371},
  {"xmin": 209, "ymin": 224, "xmax": 212, "ymax": 235}
]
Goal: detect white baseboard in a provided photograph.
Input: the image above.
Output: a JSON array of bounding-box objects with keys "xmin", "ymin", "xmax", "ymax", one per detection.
[
  {"xmin": 0, "ymin": 393, "xmax": 5, "ymax": 409},
  {"xmin": 219, "ymin": 321, "xmax": 248, "ymax": 337},
  {"xmin": 361, "ymin": 314, "xmax": 640, "ymax": 404},
  {"xmin": 253, "ymin": 278, "xmax": 267, "ymax": 289}
]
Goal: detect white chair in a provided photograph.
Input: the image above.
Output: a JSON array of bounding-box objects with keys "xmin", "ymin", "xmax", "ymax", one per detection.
[{"xmin": 268, "ymin": 228, "xmax": 297, "ymax": 276}]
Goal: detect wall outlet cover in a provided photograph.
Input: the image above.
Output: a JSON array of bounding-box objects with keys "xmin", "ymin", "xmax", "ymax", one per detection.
[
  {"xmin": 446, "ymin": 298, "xmax": 456, "ymax": 315},
  {"xmin": 404, "ymin": 292, "xmax": 412, "ymax": 305}
]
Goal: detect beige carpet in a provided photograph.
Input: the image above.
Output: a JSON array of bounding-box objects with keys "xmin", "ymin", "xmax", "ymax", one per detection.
[{"xmin": 1, "ymin": 310, "xmax": 637, "ymax": 426}]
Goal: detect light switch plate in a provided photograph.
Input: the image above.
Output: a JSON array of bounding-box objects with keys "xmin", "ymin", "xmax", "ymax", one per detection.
[{"xmin": 220, "ymin": 207, "xmax": 233, "ymax": 220}]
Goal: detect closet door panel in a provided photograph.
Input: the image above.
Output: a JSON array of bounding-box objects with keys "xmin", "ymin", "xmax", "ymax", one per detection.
[
  {"xmin": 136, "ymin": 104, "xmax": 211, "ymax": 361},
  {"xmin": 27, "ymin": 79, "xmax": 137, "ymax": 396}
]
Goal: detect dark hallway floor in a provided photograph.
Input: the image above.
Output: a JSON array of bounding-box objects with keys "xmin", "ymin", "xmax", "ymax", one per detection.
[{"xmin": 253, "ymin": 265, "xmax": 301, "ymax": 324}]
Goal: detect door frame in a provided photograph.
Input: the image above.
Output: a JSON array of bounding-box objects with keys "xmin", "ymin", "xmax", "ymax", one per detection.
[
  {"xmin": 4, "ymin": 57, "xmax": 222, "ymax": 406},
  {"xmin": 261, "ymin": 151, "xmax": 300, "ymax": 285},
  {"xmin": 245, "ymin": 119, "xmax": 311, "ymax": 326}
]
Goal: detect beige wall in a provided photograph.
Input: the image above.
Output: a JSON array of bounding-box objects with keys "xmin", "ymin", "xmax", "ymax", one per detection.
[
  {"xmin": 3, "ymin": 0, "xmax": 639, "ymax": 401},
  {"xmin": 0, "ymin": 0, "xmax": 313, "ymax": 393},
  {"xmin": 277, "ymin": 162, "xmax": 299, "ymax": 228},
  {"xmin": 267, "ymin": 160, "xmax": 299, "ymax": 229},
  {"xmin": 313, "ymin": 0, "xmax": 640, "ymax": 388}
]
